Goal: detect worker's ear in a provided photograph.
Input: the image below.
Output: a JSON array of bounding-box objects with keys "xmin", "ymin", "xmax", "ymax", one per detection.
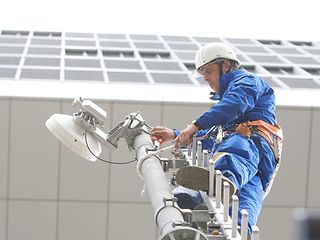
[{"xmin": 223, "ymin": 60, "xmax": 231, "ymax": 72}]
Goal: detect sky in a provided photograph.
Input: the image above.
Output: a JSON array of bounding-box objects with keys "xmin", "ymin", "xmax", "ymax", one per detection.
[{"xmin": 1, "ymin": 0, "xmax": 319, "ymax": 41}]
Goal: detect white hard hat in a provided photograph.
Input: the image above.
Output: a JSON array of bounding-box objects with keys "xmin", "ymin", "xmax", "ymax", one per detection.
[{"xmin": 195, "ymin": 42, "xmax": 241, "ymax": 72}]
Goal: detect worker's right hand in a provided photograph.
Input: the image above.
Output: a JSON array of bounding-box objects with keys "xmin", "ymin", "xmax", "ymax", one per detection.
[{"xmin": 150, "ymin": 126, "xmax": 175, "ymax": 144}]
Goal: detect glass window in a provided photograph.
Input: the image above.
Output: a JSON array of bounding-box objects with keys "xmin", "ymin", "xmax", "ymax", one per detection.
[
  {"xmin": 0, "ymin": 37, "xmax": 27, "ymax": 44},
  {"xmin": 133, "ymin": 42, "xmax": 165, "ymax": 49},
  {"xmin": 303, "ymin": 48, "xmax": 320, "ymax": 55},
  {"xmin": 269, "ymin": 47, "xmax": 302, "ymax": 54},
  {"xmin": 20, "ymin": 69, "xmax": 60, "ymax": 80},
  {"xmin": 225, "ymin": 38, "xmax": 255, "ymax": 44},
  {"xmin": 193, "ymin": 37, "xmax": 221, "ymax": 43},
  {"xmin": 65, "ymin": 70, "xmax": 104, "ymax": 81},
  {"xmin": 144, "ymin": 61, "xmax": 182, "ymax": 71},
  {"xmin": 65, "ymin": 40, "xmax": 96, "ymax": 47},
  {"xmin": 28, "ymin": 47, "xmax": 61, "ymax": 55},
  {"xmin": 248, "ymin": 55, "xmax": 285, "ymax": 64},
  {"xmin": 279, "ymin": 77, "xmax": 320, "ymax": 89},
  {"xmin": 257, "ymin": 40, "xmax": 282, "ymax": 45},
  {"xmin": 24, "ymin": 57, "xmax": 60, "ymax": 67},
  {"xmin": 1, "ymin": 30, "xmax": 29, "ymax": 36},
  {"xmin": 285, "ymin": 56, "xmax": 320, "ymax": 65},
  {"xmin": 65, "ymin": 49, "xmax": 97, "ymax": 56},
  {"xmin": 139, "ymin": 51, "xmax": 170, "ymax": 59},
  {"xmin": 151, "ymin": 73, "xmax": 192, "ymax": 84},
  {"xmin": 0, "ymin": 56, "xmax": 20, "ymax": 65},
  {"xmin": 0, "ymin": 68, "xmax": 16, "ymax": 78},
  {"xmin": 303, "ymin": 68, "xmax": 320, "ymax": 76},
  {"xmin": 175, "ymin": 51, "xmax": 196, "ymax": 61},
  {"xmin": 130, "ymin": 34, "xmax": 158, "ymax": 41},
  {"xmin": 100, "ymin": 41, "xmax": 131, "ymax": 48},
  {"xmin": 107, "ymin": 72, "xmax": 148, "ymax": 83},
  {"xmin": 162, "ymin": 35, "xmax": 190, "ymax": 42},
  {"xmin": 65, "ymin": 59, "xmax": 101, "ymax": 68},
  {"xmin": 98, "ymin": 33, "xmax": 126, "ymax": 39},
  {"xmin": 263, "ymin": 66, "xmax": 294, "ymax": 75},
  {"xmin": 33, "ymin": 31, "xmax": 61, "ymax": 37},
  {"xmin": 65, "ymin": 32, "xmax": 94, "ymax": 38},
  {"xmin": 236, "ymin": 46, "xmax": 270, "ymax": 54},
  {"xmin": 103, "ymin": 50, "xmax": 134, "ymax": 58},
  {"xmin": 0, "ymin": 46, "xmax": 24, "ymax": 54},
  {"xmin": 30, "ymin": 39, "xmax": 61, "ymax": 45},
  {"xmin": 167, "ymin": 43, "xmax": 198, "ymax": 50},
  {"xmin": 104, "ymin": 60, "xmax": 141, "ymax": 69}
]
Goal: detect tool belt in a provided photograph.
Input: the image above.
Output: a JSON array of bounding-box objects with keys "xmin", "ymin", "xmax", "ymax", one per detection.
[{"xmin": 235, "ymin": 120, "xmax": 283, "ymax": 162}]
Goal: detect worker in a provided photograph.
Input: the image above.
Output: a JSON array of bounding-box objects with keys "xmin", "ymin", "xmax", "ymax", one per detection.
[{"xmin": 150, "ymin": 42, "xmax": 283, "ymax": 235}]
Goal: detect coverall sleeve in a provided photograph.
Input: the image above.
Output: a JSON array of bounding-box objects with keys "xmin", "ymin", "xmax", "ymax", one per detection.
[{"xmin": 196, "ymin": 78, "xmax": 260, "ymax": 130}]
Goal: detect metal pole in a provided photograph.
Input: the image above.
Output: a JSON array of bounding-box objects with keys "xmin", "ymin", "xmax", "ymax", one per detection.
[{"xmin": 134, "ymin": 130, "xmax": 207, "ymax": 240}]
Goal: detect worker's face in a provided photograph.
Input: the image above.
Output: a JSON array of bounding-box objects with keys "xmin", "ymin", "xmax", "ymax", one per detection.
[{"xmin": 199, "ymin": 60, "xmax": 230, "ymax": 92}]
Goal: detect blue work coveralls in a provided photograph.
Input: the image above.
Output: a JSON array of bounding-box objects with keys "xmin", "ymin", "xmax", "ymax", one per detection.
[{"xmin": 173, "ymin": 69, "xmax": 277, "ymax": 233}]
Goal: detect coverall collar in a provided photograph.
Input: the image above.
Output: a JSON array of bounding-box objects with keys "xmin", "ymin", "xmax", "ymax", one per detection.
[{"xmin": 219, "ymin": 69, "xmax": 247, "ymax": 97}]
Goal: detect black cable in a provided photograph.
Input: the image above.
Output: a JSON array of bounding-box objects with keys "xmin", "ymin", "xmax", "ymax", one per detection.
[{"xmin": 84, "ymin": 130, "xmax": 137, "ymax": 165}]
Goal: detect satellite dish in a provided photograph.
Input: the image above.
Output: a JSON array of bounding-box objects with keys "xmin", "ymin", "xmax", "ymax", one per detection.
[{"xmin": 45, "ymin": 113, "xmax": 101, "ymax": 161}]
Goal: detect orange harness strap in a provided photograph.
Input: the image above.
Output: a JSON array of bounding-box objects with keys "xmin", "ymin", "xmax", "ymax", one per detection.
[{"xmin": 235, "ymin": 120, "xmax": 283, "ymax": 162}]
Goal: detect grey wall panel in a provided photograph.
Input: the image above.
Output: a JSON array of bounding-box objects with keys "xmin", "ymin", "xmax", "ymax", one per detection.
[
  {"xmin": 162, "ymin": 103, "xmax": 210, "ymax": 129},
  {"xmin": 0, "ymin": 99, "xmax": 9, "ymax": 198},
  {"xmin": 0, "ymin": 200, "xmax": 6, "ymax": 240},
  {"xmin": 108, "ymin": 203, "xmax": 156, "ymax": 240},
  {"xmin": 258, "ymin": 207, "xmax": 296, "ymax": 240},
  {"xmin": 59, "ymin": 101, "xmax": 111, "ymax": 201},
  {"xmin": 307, "ymin": 108, "xmax": 320, "ymax": 207},
  {"xmin": 58, "ymin": 202, "xmax": 107, "ymax": 240},
  {"xmin": 264, "ymin": 107, "xmax": 312, "ymax": 206},
  {"xmin": 9, "ymin": 100, "xmax": 60, "ymax": 199},
  {"xmin": 7, "ymin": 201, "xmax": 57, "ymax": 240},
  {"xmin": 109, "ymin": 102, "xmax": 161, "ymax": 202}
]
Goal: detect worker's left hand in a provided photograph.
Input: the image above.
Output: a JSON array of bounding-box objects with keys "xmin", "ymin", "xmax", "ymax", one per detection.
[{"xmin": 174, "ymin": 123, "xmax": 198, "ymax": 149}]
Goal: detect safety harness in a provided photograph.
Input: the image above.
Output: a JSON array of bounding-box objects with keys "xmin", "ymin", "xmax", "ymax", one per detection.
[
  {"xmin": 235, "ymin": 120, "xmax": 283, "ymax": 163},
  {"xmin": 234, "ymin": 120, "xmax": 283, "ymax": 198}
]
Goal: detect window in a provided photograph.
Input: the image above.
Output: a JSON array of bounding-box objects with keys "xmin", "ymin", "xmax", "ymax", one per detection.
[
  {"xmin": 263, "ymin": 66, "xmax": 294, "ymax": 75},
  {"xmin": 258, "ymin": 40, "xmax": 282, "ymax": 45},
  {"xmin": 236, "ymin": 46, "xmax": 269, "ymax": 54},
  {"xmin": 98, "ymin": 33, "xmax": 126, "ymax": 39},
  {"xmin": 100, "ymin": 41, "xmax": 131, "ymax": 48},
  {"xmin": 167, "ymin": 43, "xmax": 198, "ymax": 50},
  {"xmin": 269, "ymin": 47, "xmax": 302, "ymax": 54},
  {"xmin": 0, "ymin": 37, "xmax": 27, "ymax": 44},
  {"xmin": 162, "ymin": 35, "xmax": 190, "ymax": 42},
  {"xmin": 103, "ymin": 50, "xmax": 134, "ymax": 58},
  {"xmin": 65, "ymin": 40, "xmax": 96, "ymax": 47},
  {"xmin": 65, "ymin": 32, "xmax": 94, "ymax": 38},
  {"xmin": 289, "ymin": 41, "xmax": 312, "ymax": 46},
  {"xmin": 130, "ymin": 34, "xmax": 158, "ymax": 41},
  {"xmin": 144, "ymin": 61, "xmax": 182, "ymax": 71},
  {"xmin": 151, "ymin": 73, "xmax": 192, "ymax": 84},
  {"xmin": 30, "ymin": 39, "xmax": 61, "ymax": 46},
  {"xmin": 0, "ymin": 68, "xmax": 16, "ymax": 78},
  {"xmin": 20, "ymin": 69, "xmax": 60, "ymax": 80},
  {"xmin": 279, "ymin": 77, "xmax": 320, "ymax": 89},
  {"xmin": 28, "ymin": 47, "xmax": 61, "ymax": 55},
  {"xmin": 139, "ymin": 51, "xmax": 170, "ymax": 59},
  {"xmin": 65, "ymin": 70, "xmax": 104, "ymax": 81},
  {"xmin": 107, "ymin": 72, "xmax": 148, "ymax": 83},
  {"xmin": 248, "ymin": 55, "xmax": 285, "ymax": 64},
  {"xmin": 24, "ymin": 57, "xmax": 60, "ymax": 67},
  {"xmin": 104, "ymin": 60, "xmax": 141, "ymax": 69},
  {"xmin": 133, "ymin": 42, "xmax": 165, "ymax": 49},
  {"xmin": 65, "ymin": 59, "xmax": 101, "ymax": 68},
  {"xmin": 0, "ymin": 46, "xmax": 24, "ymax": 54},
  {"xmin": 1, "ymin": 30, "xmax": 29, "ymax": 36},
  {"xmin": 0, "ymin": 56, "xmax": 21, "ymax": 65},
  {"xmin": 33, "ymin": 31, "xmax": 61, "ymax": 37},
  {"xmin": 285, "ymin": 56, "xmax": 320, "ymax": 65},
  {"xmin": 65, "ymin": 49, "xmax": 97, "ymax": 56}
]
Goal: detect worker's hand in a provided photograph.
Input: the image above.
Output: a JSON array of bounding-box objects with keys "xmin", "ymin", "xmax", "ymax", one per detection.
[
  {"xmin": 174, "ymin": 124, "xmax": 198, "ymax": 149},
  {"xmin": 150, "ymin": 126, "xmax": 175, "ymax": 144}
]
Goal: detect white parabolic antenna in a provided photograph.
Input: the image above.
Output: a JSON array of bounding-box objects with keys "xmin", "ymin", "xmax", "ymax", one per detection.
[{"xmin": 45, "ymin": 113, "xmax": 101, "ymax": 161}]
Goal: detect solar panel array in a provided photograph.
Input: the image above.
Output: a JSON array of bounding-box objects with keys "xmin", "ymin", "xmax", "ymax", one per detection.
[{"xmin": 1, "ymin": 30, "xmax": 320, "ymax": 89}]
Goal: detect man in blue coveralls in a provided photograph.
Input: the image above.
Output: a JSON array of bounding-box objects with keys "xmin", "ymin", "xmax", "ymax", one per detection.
[{"xmin": 150, "ymin": 42, "xmax": 283, "ymax": 235}]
